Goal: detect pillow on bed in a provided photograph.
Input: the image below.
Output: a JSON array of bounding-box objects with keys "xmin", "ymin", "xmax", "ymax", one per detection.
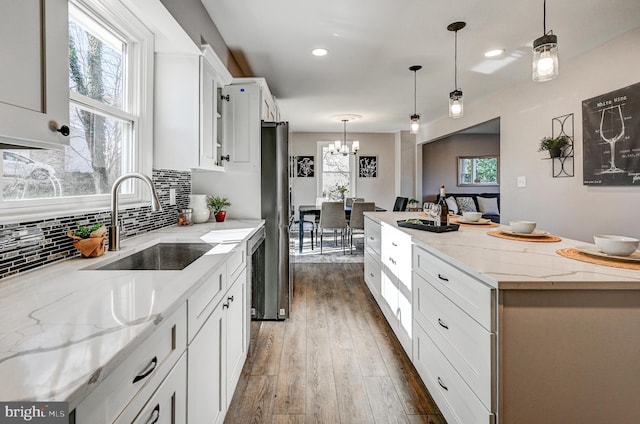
[
  {"xmin": 456, "ymin": 196, "xmax": 477, "ymax": 213},
  {"xmin": 445, "ymin": 196, "xmax": 459, "ymax": 214},
  {"xmin": 477, "ymin": 196, "xmax": 499, "ymax": 215}
]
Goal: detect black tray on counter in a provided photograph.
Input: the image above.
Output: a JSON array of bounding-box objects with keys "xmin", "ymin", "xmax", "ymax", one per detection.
[{"xmin": 397, "ymin": 219, "xmax": 460, "ymax": 233}]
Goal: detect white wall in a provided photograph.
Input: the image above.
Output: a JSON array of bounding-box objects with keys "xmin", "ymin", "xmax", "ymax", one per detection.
[
  {"xmin": 418, "ymin": 28, "xmax": 640, "ymax": 242},
  {"xmin": 290, "ymin": 132, "xmax": 397, "ymax": 212}
]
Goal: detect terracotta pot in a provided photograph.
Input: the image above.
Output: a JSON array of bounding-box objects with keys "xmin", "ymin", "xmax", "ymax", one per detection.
[
  {"xmin": 214, "ymin": 211, "xmax": 227, "ymax": 222},
  {"xmin": 73, "ymin": 235, "xmax": 106, "ymax": 257}
]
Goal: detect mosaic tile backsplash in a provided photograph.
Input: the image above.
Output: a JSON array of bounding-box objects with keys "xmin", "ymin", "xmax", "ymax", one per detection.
[{"xmin": 0, "ymin": 169, "xmax": 191, "ymax": 279}]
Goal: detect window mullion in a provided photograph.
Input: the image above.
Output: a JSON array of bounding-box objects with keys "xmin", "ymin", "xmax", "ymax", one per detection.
[{"xmin": 70, "ymin": 92, "xmax": 136, "ymax": 122}]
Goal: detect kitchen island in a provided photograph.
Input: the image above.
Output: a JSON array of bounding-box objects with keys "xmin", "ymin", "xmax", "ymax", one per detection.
[
  {"xmin": 364, "ymin": 211, "xmax": 640, "ymax": 424},
  {"xmin": 0, "ymin": 219, "xmax": 263, "ymax": 422}
]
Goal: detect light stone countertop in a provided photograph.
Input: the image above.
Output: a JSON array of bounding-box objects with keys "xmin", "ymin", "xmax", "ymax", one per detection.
[
  {"xmin": 366, "ymin": 212, "xmax": 640, "ymax": 290},
  {"xmin": 0, "ymin": 219, "xmax": 263, "ymax": 409}
]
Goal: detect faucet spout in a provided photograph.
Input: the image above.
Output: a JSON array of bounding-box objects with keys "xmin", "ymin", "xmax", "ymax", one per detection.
[{"xmin": 109, "ymin": 173, "xmax": 163, "ymax": 251}]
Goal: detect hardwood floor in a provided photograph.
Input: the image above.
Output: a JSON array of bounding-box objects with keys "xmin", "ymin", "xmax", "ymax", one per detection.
[{"xmin": 225, "ymin": 263, "xmax": 446, "ymax": 424}]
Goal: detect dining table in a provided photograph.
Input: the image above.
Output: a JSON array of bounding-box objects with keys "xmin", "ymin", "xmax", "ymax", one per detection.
[{"xmin": 297, "ymin": 203, "xmax": 386, "ymax": 252}]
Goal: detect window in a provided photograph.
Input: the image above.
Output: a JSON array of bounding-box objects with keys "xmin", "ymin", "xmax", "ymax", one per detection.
[
  {"xmin": 457, "ymin": 156, "xmax": 499, "ymax": 186},
  {"xmin": 0, "ymin": 0, "xmax": 152, "ymax": 215},
  {"xmin": 319, "ymin": 142, "xmax": 357, "ymax": 200}
]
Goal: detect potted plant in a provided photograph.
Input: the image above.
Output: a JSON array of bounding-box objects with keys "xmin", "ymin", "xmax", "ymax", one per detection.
[
  {"xmin": 67, "ymin": 222, "xmax": 106, "ymax": 257},
  {"xmin": 407, "ymin": 198, "xmax": 420, "ymax": 210},
  {"xmin": 206, "ymin": 195, "xmax": 231, "ymax": 222},
  {"xmin": 538, "ymin": 136, "xmax": 570, "ymax": 158}
]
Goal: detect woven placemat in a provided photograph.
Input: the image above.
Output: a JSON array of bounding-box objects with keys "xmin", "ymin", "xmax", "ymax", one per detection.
[
  {"xmin": 556, "ymin": 248, "xmax": 640, "ymax": 270},
  {"xmin": 487, "ymin": 230, "xmax": 561, "ymax": 242}
]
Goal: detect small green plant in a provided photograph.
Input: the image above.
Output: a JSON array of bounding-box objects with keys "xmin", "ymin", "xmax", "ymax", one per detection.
[
  {"xmin": 408, "ymin": 198, "xmax": 419, "ymax": 205},
  {"xmin": 206, "ymin": 195, "xmax": 231, "ymax": 213},
  {"xmin": 538, "ymin": 136, "xmax": 570, "ymax": 153},
  {"xmin": 74, "ymin": 222, "xmax": 104, "ymax": 239}
]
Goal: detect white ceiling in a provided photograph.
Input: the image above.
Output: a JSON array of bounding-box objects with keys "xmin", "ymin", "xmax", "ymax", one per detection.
[{"xmin": 200, "ymin": 0, "xmax": 640, "ymax": 134}]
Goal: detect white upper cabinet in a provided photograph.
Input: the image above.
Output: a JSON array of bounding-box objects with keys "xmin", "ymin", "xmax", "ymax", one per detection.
[
  {"xmin": 200, "ymin": 44, "xmax": 232, "ymax": 171},
  {"xmin": 0, "ymin": 0, "xmax": 70, "ymax": 148}
]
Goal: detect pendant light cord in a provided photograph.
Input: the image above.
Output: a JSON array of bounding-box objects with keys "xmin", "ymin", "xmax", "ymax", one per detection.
[
  {"xmin": 543, "ymin": 0, "xmax": 547, "ymax": 35},
  {"xmin": 454, "ymin": 30, "xmax": 458, "ymax": 90},
  {"xmin": 413, "ymin": 70, "xmax": 417, "ymax": 114},
  {"xmin": 343, "ymin": 119, "xmax": 347, "ymax": 145}
]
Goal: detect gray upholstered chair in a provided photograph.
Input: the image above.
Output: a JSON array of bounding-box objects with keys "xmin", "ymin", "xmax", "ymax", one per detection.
[
  {"xmin": 348, "ymin": 202, "xmax": 375, "ymax": 253},
  {"xmin": 344, "ymin": 197, "xmax": 365, "ymax": 208},
  {"xmin": 319, "ymin": 201, "xmax": 347, "ymax": 253}
]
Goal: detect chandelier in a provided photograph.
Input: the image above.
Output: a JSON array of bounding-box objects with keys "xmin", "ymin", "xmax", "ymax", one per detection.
[{"xmin": 330, "ymin": 119, "xmax": 359, "ymax": 155}]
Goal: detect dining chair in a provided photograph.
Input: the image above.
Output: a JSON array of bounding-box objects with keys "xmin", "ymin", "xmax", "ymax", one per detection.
[
  {"xmin": 289, "ymin": 204, "xmax": 316, "ymax": 249},
  {"xmin": 348, "ymin": 201, "xmax": 375, "ymax": 253},
  {"xmin": 393, "ymin": 196, "xmax": 408, "ymax": 211},
  {"xmin": 345, "ymin": 197, "xmax": 365, "ymax": 208},
  {"xmin": 319, "ymin": 201, "xmax": 347, "ymax": 254}
]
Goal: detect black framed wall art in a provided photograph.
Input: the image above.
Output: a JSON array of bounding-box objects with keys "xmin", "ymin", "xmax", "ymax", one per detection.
[
  {"xmin": 296, "ymin": 155, "xmax": 314, "ymax": 177},
  {"xmin": 358, "ymin": 155, "xmax": 377, "ymax": 178},
  {"xmin": 582, "ymin": 82, "xmax": 640, "ymax": 185}
]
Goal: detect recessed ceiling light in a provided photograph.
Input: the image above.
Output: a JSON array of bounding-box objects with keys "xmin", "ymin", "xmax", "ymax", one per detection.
[
  {"xmin": 484, "ymin": 49, "xmax": 505, "ymax": 58},
  {"xmin": 312, "ymin": 48, "xmax": 328, "ymax": 57}
]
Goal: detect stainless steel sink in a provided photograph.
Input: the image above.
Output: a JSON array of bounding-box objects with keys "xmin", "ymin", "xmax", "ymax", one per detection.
[{"xmin": 95, "ymin": 242, "xmax": 215, "ymax": 271}]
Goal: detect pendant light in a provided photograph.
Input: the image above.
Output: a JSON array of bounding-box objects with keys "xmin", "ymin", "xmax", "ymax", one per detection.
[
  {"xmin": 330, "ymin": 119, "xmax": 359, "ymax": 156},
  {"xmin": 447, "ymin": 21, "xmax": 465, "ymax": 119},
  {"xmin": 532, "ymin": 0, "xmax": 559, "ymax": 82},
  {"xmin": 409, "ymin": 65, "xmax": 422, "ymax": 134}
]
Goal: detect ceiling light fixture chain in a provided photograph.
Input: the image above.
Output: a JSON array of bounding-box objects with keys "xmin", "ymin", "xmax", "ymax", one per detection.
[
  {"xmin": 409, "ymin": 65, "xmax": 422, "ymax": 134},
  {"xmin": 330, "ymin": 118, "xmax": 359, "ymax": 156},
  {"xmin": 447, "ymin": 21, "xmax": 466, "ymax": 119}
]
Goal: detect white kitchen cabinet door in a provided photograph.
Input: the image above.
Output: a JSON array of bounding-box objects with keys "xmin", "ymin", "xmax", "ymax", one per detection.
[
  {"xmin": 188, "ymin": 302, "xmax": 226, "ymax": 424},
  {"xmin": 221, "ymin": 83, "xmax": 261, "ymax": 171},
  {"xmin": 200, "ymin": 45, "xmax": 232, "ymax": 171},
  {"xmin": 0, "ymin": 0, "xmax": 70, "ymax": 148},
  {"xmin": 225, "ymin": 270, "xmax": 247, "ymax": 406}
]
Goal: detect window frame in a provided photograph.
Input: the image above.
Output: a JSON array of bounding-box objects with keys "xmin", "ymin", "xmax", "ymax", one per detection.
[
  {"xmin": 316, "ymin": 141, "xmax": 357, "ymax": 199},
  {"xmin": 456, "ymin": 155, "xmax": 500, "ymax": 187},
  {"xmin": 0, "ymin": 0, "xmax": 154, "ymax": 223}
]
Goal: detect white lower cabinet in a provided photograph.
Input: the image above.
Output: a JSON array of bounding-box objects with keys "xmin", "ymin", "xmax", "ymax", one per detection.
[
  {"xmin": 187, "ymin": 247, "xmax": 248, "ymax": 423},
  {"xmin": 121, "ymin": 353, "xmax": 187, "ymax": 424},
  {"xmin": 75, "ymin": 303, "xmax": 187, "ymax": 424}
]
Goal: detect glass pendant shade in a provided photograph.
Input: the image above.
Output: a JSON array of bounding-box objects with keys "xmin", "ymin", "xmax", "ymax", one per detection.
[
  {"xmin": 449, "ymin": 89, "xmax": 463, "ymax": 118},
  {"xmin": 532, "ymin": 34, "xmax": 558, "ymax": 82},
  {"xmin": 410, "ymin": 114, "xmax": 420, "ymax": 134}
]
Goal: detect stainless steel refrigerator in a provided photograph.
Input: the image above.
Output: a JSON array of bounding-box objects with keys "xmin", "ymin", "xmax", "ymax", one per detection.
[{"xmin": 252, "ymin": 121, "xmax": 291, "ymax": 320}]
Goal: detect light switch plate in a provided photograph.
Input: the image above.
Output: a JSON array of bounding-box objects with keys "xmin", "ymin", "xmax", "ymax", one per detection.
[
  {"xmin": 169, "ymin": 188, "xmax": 176, "ymax": 205},
  {"xmin": 517, "ymin": 176, "xmax": 526, "ymax": 188}
]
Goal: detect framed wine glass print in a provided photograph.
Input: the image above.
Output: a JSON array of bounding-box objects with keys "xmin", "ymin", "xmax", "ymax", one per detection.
[
  {"xmin": 296, "ymin": 155, "xmax": 314, "ymax": 177},
  {"xmin": 358, "ymin": 155, "xmax": 377, "ymax": 178},
  {"xmin": 582, "ymin": 82, "xmax": 640, "ymax": 186}
]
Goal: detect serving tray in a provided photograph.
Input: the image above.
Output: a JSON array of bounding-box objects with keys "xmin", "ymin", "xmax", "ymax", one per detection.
[{"xmin": 397, "ymin": 219, "xmax": 460, "ymax": 233}]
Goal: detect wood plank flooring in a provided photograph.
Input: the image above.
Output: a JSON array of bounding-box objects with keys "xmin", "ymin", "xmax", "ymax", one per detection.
[{"xmin": 225, "ymin": 263, "xmax": 446, "ymax": 424}]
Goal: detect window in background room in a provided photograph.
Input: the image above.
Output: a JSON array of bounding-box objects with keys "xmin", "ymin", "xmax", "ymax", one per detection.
[
  {"xmin": 0, "ymin": 0, "xmax": 151, "ymax": 213},
  {"xmin": 457, "ymin": 156, "xmax": 499, "ymax": 186},
  {"xmin": 319, "ymin": 143, "xmax": 354, "ymax": 201}
]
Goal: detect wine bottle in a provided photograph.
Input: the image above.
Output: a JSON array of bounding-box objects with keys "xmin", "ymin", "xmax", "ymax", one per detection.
[{"xmin": 438, "ymin": 185, "xmax": 449, "ymax": 225}]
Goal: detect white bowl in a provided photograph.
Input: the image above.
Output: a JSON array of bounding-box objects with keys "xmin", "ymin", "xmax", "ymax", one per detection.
[
  {"xmin": 462, "ymin": 211, "xmax": 482, "ymax": 222},
  {"xmin": 510, "ymin": 220, "xmax": 536, "ymax": 234},
  {"xmin": 593, "ymin": 235, "xmax": 639, "ymax": 256}
]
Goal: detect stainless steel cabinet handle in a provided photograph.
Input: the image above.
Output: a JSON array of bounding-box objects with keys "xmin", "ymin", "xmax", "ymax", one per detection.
[
  {"xmin": 133, "ymin": 356, "xmax": 157, "ymax": 384},
  {"xmin": 147, "ymin": 404, "xmax": 160, "ymax": 424},
  {"xmin": 438, "ymin": 273, "xmax": 449, "ymax": 282},
  {"xmin": 438, "ymin": 377, "xmax": 449, "ymax": 391},
  {"xmin": 438, "ymin": 318, "xmax": 449, "ymax": 330}
]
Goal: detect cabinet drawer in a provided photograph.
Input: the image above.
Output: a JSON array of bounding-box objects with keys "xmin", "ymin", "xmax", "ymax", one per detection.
[
  {"xmin": 116, "ymin": 352, "xmax": 187, "ymax": 424},
  {"xmin": 227, "ymin": 242, "xmax": 246, "ymax": 284},
  {"xmin": 381, "ymin": 223, "xmax": 412, "ymax": 284},
  {"xmin": 364, "ymin": 250, "xmax": 381, "ymax": 299},
  {"xmin": 75, "ymin": 303, "xmax": 187, "ymax": 424},
  {"xmin": 413, "ymin": 322, "xmax": 494, "ymax": 424},
  {"xmin": 364, "ymin": 217, "xmax": 381, "ymax": 257},
  {"xmin": 188, "ymin": 265, "xmax": 226, "ymax": 342},
  {"xmin": 413, "ymin": 245, "xmax": 494, "ymax": 331},
  {"xmin": 414, "ymin": 273, "xmax": 493, "ymax": 408}
]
